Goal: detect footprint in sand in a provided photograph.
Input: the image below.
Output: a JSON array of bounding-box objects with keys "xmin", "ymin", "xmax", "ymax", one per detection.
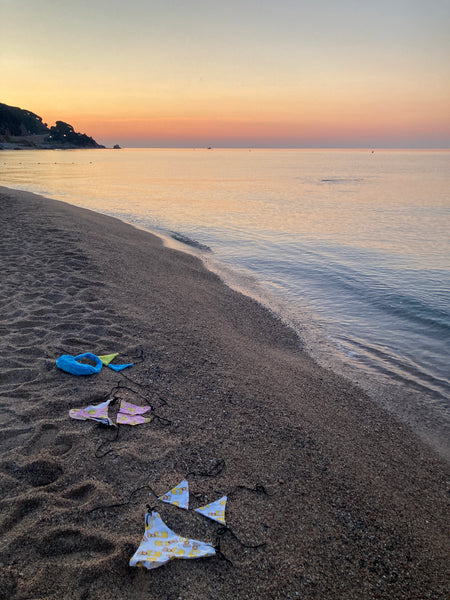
[
  {"xmin": 63, "ymin": 482, "xmax": 97, "ymax": 502},
  {"xmin": 23, "ymin": 423, "xmax": 75, "ymax": 457},
  {"xmin": 0, "ymin": 496, "xmax": 43, "ymax": 535},
  {"xmin": 36, "ymin": 529, "xmax": 115, "ymax": 559},
  {"xmin": 4, "ymin": 459, "xmax": 63, "ymax": 487},
  {"xmin": 61, "ymin": 480, "xmax": 125, "ymax": 512},
  {"xmin": 0, "ymin": 427, "xmax": 33, "ymax": 454}
]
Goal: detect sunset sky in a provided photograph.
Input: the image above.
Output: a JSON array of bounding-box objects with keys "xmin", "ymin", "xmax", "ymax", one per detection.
[{"xmin": 1, "ymin": 0, "xmax": 449, "ymax": 148}]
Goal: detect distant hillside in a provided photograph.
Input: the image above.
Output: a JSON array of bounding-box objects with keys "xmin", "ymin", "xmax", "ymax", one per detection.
[
  {"xmin": 0, "ymin": 102, "xmax": 104, "ymax": 149},
  {"xmin": 0, "ymin": 103, "xmax": 49, "ymax": 136}
]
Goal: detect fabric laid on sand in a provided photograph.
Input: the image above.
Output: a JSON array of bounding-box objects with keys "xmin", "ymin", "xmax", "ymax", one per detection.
[
  {"xmin": 69, "ymin": 400, "xmax": 151, "ymax": 426},
  {"xmin": 108, "ymin": 362, "xmax": 133, "ymax": 371},
  {"xmin": 69, "ymin": 399, "xmax": 113, "ymax": 426},
  {"xmin": 98, "ymin": 353, "xmax": 119, "ymax": 365},
  {"xmin": 119, "ymin": 400, "xmax": 151, "ymax": 415},
  {"xmin": 195, "ymin": 496, "xmax": 227, "ymax": 525},
  {"xmin": 117, "ymin": 412, "xmax": 151, "ymax": 425},
  {"xmin": 158, "ymin": 479, "xmax": 189, "ymax": 510},
  {"xmin": 56, "ymin": 352, "xmax": 133, "ymax": 375},
  {"xmin": 100, "ymin": 352, "xmax": 133, "ymax": 371},
  {"xmin": 116, "ymin": 400, "xmax": 152, "ymax": 425},
  {"xmin": 129, "ymin": 511, "xmax": 216, "ymax": 570},
  {"xmin": 56, "ymin": 352, "xmax": 103, "ymax": 375}
]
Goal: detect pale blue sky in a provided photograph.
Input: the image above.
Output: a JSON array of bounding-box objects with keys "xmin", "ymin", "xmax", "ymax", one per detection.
[{"xmin": 1, "ymin": 0, "xmax": 449, "ymax": 146}]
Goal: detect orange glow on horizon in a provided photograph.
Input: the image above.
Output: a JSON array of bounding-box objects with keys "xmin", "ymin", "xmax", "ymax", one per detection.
[
  {"xmin": 2, "ymin": 1, "xmax": 449, "ymax": 148},
  {"xmin": 44, "ymin": 108, "xmax": 449, "ymax": 148},
  {"xmin": 31, "ymin": 79, "xmax": 449, "ymax": 147}
]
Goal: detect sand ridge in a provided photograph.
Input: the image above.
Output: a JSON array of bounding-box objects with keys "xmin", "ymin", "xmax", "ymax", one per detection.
[{"xmin": 0, "ymin": 186, "xmax": 449, "ymax": 599}]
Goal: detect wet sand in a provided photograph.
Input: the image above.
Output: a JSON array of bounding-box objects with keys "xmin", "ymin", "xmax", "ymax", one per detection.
[{"xmin": 0, "ymin": 185, "xmax": 448, "ymax": 599}]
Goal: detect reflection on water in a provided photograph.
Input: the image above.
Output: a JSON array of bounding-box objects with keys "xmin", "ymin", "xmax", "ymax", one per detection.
[{"xmin": 3, "ymin": 149, "xmax": 448, "ymax": 265}]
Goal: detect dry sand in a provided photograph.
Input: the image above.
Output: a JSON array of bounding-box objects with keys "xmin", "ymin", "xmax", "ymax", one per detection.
[{"xmin": 0, "ymin": 185, "xmax": 448, "ymax": 600}]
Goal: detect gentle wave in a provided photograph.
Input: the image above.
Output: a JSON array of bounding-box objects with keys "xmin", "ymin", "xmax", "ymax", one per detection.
[{"xmin": 335, "ymin": 334, "xmax": 450, "ymax": 400}]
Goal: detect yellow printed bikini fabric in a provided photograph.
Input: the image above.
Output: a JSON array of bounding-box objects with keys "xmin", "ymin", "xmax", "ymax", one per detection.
[
  {"xmin": 195, "ymin": 496, "xmax": 227, "ymax": 525},
  {"xmin": 129, "ymin": 511, "xmax": 216, "ymax": 569},
  {"xmin": 158, "ymin": 479, "xmax": 189, "ymax": 509}
]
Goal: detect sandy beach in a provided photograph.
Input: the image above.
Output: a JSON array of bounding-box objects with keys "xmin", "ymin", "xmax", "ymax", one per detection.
[{"xmin": 0, "ymin": 185, "xmax": 448, "ymax": 599}]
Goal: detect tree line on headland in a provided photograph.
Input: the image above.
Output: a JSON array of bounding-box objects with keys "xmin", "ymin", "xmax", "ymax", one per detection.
[{"xmin": 0, "ymin": 102, "xmax": 105, "ymax": 149}]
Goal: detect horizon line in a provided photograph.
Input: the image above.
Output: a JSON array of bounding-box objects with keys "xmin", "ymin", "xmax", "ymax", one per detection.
[{"xmin": 99, "ymin": 145, "xmax": 450, "ymax": 151}]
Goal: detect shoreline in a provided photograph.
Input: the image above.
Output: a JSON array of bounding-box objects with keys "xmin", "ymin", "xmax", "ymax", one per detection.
[
  {"xmin": 200, "ymin": 247, "xmax": 450, "ymax": 462},
  {"xmin": 0, "ymin": 186, "xmax": 449, "ymax": 599},
  {"xmin": 103, "ymin": 200, "xmax": 450, "ymax": 462}
]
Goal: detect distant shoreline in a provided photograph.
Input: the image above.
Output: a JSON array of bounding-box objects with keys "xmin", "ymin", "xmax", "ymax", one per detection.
[
  {"xmin": 2, "ymin": 143, "xmax": 449, "ymax": 151},
  {"xmin": 0, "ymin": 144, "xmax": 107, "ymax": 150},
  {"xmin": 0, "ymin": 102, "xmax": 105, "ymax": 149},
  {"xmin": 0, "ymin": 137, "xmax": 106, "ymax": 150}
]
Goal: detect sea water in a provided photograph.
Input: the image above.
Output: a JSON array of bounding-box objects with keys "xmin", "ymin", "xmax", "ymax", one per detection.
[{"xmin": 1, "ymin": 148, "xmax": 449, "ymax": 451}]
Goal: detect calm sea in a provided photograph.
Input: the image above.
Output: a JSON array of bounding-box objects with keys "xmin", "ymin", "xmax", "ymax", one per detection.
[{"xmin": 1, "ymin": 148, "xmax": 449, "ymax": 451}]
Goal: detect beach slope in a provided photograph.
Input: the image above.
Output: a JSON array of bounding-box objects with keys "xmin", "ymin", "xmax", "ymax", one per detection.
[{"xmin": 0, "ymin": 186, "xmax": 448, "ymax": 599}]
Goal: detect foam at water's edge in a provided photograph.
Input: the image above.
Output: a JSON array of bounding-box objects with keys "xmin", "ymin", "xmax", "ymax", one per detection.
[{"xmin": 198, "ymin": 246, "xmax": 450, "ymax": 462}]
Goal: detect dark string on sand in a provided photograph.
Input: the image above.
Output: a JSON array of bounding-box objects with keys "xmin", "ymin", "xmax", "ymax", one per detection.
[
  {"xmin": 228, "ymin": 483, "xmax": 271, "ymax": 498},
  {"xmin": 93, "ymin": 413, "xmax": 171, "ymax": 458},
  {"xmin": 92, "ymin": 375, "xmax": 172, "ymax": 457},
  {"xmin": 87, "ymin": 353, "xmax": 267, "ymax": 561},
  {"xmin": 88, "ymin": 485, "xmax": 151, "ymax": 514},
  {"xmin": 94, "ymin": 422, "xmax": 120, "ymax": 458},
  {"xmin": 213, "ymin": 483, "xmax": 269, "ymax": 560},
  {"xmin": 151, "ymin": 414, "xmax": 172, "ymax": 426},
  {"xmin": 214, "ymin": 525, "xmax": 266, "ymax": 566},
  {"xmin": 109, "ymin": 382, "xmax": 150, "ymax": 404},
  {"xmin": 115, "ymin": 368, "xmax": 147, "ymax": 389},
  {"xmin": 110, "ymin": 379, "xmax": 168, "ymax": 407},
  {"xmin": 111, "ymin": 350, "xmax": 173, "ymax": 406}
]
